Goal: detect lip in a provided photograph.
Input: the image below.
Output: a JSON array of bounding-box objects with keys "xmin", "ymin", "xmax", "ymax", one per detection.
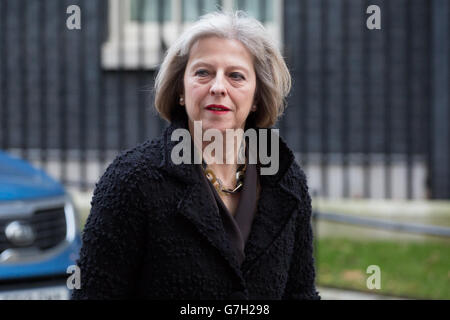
[
  {"xmin": 205, "ymin": 104, "xmax": 231, "ymax": 111},
  {"xmin": 205, "ymin": 104, "xmax": 231, "ymax": 115}
]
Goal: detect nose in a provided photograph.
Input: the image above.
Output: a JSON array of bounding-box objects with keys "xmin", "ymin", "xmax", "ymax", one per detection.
[{"xmin": 210, "ymin": 73, "xmax": 226, "ymax": 97}]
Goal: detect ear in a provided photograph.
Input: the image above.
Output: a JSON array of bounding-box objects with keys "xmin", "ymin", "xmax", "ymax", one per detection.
[
  {"xmin": 178, "ymin": 83, "xmax": 185, "ymax": 102},
  {"xmin": 251, "ymin": 99, "xmax": 258, "ymax": 112},
  {"xmin": 252, "ymin": 93, "xmax": 258, "ymax": 111},
  {"xmin": 179, "ymin": 88, "xmax": 185, "ymax": 105}
]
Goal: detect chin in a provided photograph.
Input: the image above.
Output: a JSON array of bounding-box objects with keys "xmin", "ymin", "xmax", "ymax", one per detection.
[{"xmin": 202, "ymin": 120, "xmax": 234, "ymax": 132}]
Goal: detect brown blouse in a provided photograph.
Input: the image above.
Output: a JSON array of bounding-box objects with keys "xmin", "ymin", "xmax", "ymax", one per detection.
[{"xmin": 197, "ymin": 160, "xmax": 259, "ymax": 267}]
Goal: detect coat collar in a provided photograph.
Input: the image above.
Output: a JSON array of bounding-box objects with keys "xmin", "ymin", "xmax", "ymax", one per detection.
[
  {"xmin": 158, "ymin": 110, "xmax": 303, "ymax": 278},
  {"xmin": 159, "ymin": 110, "xmax": 297, "ymax": 187}
]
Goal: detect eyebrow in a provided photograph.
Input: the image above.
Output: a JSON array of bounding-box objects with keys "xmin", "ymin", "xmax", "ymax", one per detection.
[{"xmin": 190, "ymin": 61, "xmax": 250, "ymax": 75}]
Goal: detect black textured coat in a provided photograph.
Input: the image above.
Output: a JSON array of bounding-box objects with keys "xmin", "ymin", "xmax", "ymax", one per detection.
[{"xmin": 71, "ymin": 113, "xmax": 320, "ymax": 300}]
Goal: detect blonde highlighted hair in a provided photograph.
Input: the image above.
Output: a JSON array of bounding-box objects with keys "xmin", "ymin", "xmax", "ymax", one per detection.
[{"xmin": 154, "ymin": 10, "xmax": 291, "ymax": 128}]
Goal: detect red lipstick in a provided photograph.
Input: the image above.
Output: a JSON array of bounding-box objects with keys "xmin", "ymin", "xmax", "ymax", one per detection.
[{"xmin": 205, "ymin": 104, "xmax": 231, "ymax": 115}]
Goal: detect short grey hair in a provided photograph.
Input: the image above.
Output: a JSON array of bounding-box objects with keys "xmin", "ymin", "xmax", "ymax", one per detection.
[{"xmin": 154, "ymin": 10, "xmax": 291, "ymax": 128}]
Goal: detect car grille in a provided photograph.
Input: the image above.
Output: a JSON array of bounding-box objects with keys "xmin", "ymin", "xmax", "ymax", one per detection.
[{"xmin": 0, "ymin": 207, "xmax": 67, "ymax": 254}]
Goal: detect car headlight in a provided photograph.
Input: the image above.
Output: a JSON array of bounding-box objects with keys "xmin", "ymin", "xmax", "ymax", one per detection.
[{"xmin": 64, "ymin": 195, "xmax": 80, "ymax": 243}]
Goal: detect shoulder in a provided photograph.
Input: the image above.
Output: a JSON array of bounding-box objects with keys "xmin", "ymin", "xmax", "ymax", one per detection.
[
  {"xmin": 281, "ymin": 157, "xmax": 312, "ymax": 214},
  {"xmin": 113, "ymin": 135, "xmax": 165, "ymax": 174},
  {"xmin": 286, "ymin": 160, "xmax": 309, "ymax": 191},
  {"xmin": 92, "ymin": 135, "xmax": 167, "ymax": 204},
  {"xmin": 279, "ymin": 146, "xmax": 309, "ymax": 193}
]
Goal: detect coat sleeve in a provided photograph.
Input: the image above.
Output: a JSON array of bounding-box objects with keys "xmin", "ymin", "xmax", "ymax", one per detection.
[
  {"xmin": 282, "ymin": 169, "xmax": 321, "ymax": 300},
  {"xmin": 71, "ymin": 155, "xmax": 147, "ymax": 299}
]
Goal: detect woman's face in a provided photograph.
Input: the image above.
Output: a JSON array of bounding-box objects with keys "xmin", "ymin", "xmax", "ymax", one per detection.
[{"xmin": 182, "ymin": 36, "xmax": 257, "ymax": 134}]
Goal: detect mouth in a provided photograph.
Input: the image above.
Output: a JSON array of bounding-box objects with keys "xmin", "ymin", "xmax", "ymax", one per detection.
[{"xmin": 205, "ymin": 105, "xmax": 231, "ymax": 114}]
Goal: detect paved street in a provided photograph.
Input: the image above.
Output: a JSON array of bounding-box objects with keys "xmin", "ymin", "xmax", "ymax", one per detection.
[{"xmin": 317, "ymin": 286, "xmax": 407, "ymax": 300}]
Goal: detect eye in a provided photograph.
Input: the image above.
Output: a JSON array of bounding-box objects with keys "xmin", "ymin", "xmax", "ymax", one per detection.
[
  {"xmin": 230, "ymin": 72, "xmax": 245, "ymax": 80},
  {"xmin": 195, "ymin": 69, "xmax": 209, "ymax": 77}
]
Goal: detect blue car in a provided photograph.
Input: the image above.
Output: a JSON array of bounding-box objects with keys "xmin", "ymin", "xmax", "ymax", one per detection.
[{"xmin": 0, "ymin": 150, "xmax": 82, "ymax": 299}]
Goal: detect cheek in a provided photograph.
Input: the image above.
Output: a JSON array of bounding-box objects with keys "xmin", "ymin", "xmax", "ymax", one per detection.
[
  {"xmin": 185, "ymin": 81, "xmax": 208, "ymax": 101},
  {"xmin": 234, "ymin": 89, "xmax": 255, "ymax": 108}
]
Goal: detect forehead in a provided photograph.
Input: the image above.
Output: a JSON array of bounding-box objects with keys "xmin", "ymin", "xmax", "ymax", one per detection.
[{"xmin": 187, "ymin": 36, "xmax": 254, "ymax": 69}]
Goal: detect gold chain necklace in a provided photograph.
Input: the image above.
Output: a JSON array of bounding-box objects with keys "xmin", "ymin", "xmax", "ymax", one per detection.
[{"xmin": 203, "ymin": 163, "xmax": 247, "ymax": 196}]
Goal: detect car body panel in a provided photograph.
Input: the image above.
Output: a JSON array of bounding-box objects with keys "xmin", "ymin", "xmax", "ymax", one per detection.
[
  {"xmin": 0, "ymin": 150, "xmax": 81, "ymax": 294},
  {"xmin": 0, "ymin": 151, "xmax": 65, "ymax": 201},
  {"xmin": 0, "ymin": 236, "xmax": 81, "ymax": 280}
]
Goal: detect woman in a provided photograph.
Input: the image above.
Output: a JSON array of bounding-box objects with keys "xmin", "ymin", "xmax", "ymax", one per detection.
[{"xmin": 72, "ymin": 11, "xmax": 320, "ymax": 300}]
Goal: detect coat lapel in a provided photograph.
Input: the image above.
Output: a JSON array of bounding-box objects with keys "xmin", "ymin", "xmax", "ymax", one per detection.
[
  {"xmin": 158, "ymin": 111, "xmax": 302, "ymax": 280},
  {"xmin": 241, "ymin": 182, "xmax": 300, "ymax": 274},
  {"xmin": 238, "ymin": 125, "xmax": 302, "ymax": 273},
  {"xmin": 159, "ymin": 115, "xmax": 245, "ymax": 281},
  {"xmin": 176, "ymin": 181, "xmax": 245, "ymax": 280}
]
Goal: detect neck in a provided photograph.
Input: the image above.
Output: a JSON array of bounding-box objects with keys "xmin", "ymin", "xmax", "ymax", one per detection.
[{"xmin": 190, "ymin": 126, "xmax": 246, "ymax": 189}]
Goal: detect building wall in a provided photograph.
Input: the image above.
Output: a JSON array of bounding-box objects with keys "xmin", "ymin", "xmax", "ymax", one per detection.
[
  {"xmin": 1, "ymin": 0, "xmax": 447, "ymax": 198},
  {"xmin": 282, "ymin": 0, "xmax": 430, "ymax": 155}
]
